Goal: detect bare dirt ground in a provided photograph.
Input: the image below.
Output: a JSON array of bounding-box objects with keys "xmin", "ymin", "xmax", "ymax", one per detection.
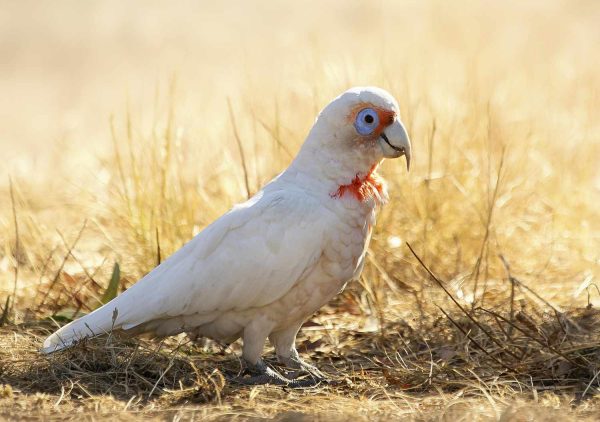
[{"xmin": 1, "ymin": 1, "xmax": 599, "ymax": 420}]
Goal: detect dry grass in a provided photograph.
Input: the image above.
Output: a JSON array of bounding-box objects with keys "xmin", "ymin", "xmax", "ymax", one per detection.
[
  {"xmin": 3, "ymin": 292, "xmax": 600, "ymax": 420},
  {"xmin": 1, "ymin": 0, "xmax": 600, "ymax": 419}
]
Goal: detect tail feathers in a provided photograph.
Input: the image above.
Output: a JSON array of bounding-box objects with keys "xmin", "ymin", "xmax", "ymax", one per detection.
[{"xmin": 41, "ymin": 304, "xmax": 122, "ymax": 354}]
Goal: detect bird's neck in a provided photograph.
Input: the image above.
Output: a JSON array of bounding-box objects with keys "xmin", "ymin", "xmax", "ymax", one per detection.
[
  {"xmin": 329, "ymin": 162, "xmax": 387, "ymax": 203},
  {"xmin": 286, "ymin": 149, "xmax": 388, "ymax": 206}
]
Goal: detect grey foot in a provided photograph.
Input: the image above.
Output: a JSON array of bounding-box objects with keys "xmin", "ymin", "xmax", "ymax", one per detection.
[
  {"xmin": 278, "ymin": 350, "xmax": 329, "ymax": 383},
  {"xmin": 231, "ymin": 359, "xmax": 290, "ymax": 386},
  {"xmin": 229, "ymin": 359, "xmax": 325, "ymax": 388}
]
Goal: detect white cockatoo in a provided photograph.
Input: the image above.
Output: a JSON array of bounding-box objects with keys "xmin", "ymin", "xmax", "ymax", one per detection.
[{"xmin": 42, "ymin": 87, "xmax": 411, "ymax": 386}]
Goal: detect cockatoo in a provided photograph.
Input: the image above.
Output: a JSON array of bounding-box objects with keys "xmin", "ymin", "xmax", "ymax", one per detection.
[{"xmin": 42, "ymin": 87, "xmax": 411, "ymax": 386}]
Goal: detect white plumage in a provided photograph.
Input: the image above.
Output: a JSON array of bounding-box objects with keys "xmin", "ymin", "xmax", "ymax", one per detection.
[{"xmin": 42, "ymin": 86, "xmax": 411, "ymax": 384}]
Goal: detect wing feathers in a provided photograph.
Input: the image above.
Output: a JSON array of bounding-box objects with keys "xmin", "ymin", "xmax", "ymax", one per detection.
[{"xmin": 42, "ymin": 187, "xmax": 329, "ymax": 353}]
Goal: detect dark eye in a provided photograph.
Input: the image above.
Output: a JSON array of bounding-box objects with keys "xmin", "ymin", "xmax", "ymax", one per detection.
[{"xmin": 354, "ymin": 108, "xmax": 379, "ymax": 135}]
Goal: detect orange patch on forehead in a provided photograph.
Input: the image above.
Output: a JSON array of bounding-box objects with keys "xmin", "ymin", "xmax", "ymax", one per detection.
[{"xmin": 375, "ymin": 107, "xmax": 396, "ymax": 128}]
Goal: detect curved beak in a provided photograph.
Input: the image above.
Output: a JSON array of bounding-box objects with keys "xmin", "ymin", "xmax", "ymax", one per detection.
[{"xmin": 378, "ymin": 119, "xmax": 412, "ymax": 171}]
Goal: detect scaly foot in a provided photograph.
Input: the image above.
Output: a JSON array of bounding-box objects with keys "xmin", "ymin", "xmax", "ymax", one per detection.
[
  {"xmin": 278, "ymin": 350, "xmax": 329, "ymax": 383},
  {"xmin": 231, "ymin": 359, "xmax": 289, "ymax": 385},
  {"xmin": 229, "ymin": 358, "xmax": 326, "ymax": 387}
]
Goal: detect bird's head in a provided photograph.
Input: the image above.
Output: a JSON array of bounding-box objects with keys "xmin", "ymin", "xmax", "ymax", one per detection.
[{"xmin": 296, "ymin": 87, "xmax": 411, "ymax": 191}]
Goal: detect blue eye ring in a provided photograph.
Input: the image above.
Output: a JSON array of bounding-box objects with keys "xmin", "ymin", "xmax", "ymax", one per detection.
[{"xmin": 354, "ymin": 108, "xmax": 379, "ymax": 136}]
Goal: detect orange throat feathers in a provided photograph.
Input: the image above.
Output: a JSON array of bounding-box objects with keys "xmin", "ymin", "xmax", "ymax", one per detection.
[{"xmin": 331, "ymin": 164, "xmax": 387, "ymax": 204}]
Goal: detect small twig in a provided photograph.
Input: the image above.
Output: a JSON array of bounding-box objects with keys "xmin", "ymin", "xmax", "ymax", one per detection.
[
  {"xmin": 500, "ymin": 256, "xmax": 576, "ymax": 343},
  {"xmin": 582, "ymin": 369, "xmax": 600, "ymax": 399},
  {"xmin": 406, "ymin": 242, "xmax": 520, "ymax": 360},
  {"xmin": 54, "ymin": 385, "xmax": 66, "ymax": 408},
  {"xmin": 422, "ymin": 119, "xmax": 437, "ymax": 262},
  {"xmin": 9, "ymin": 177, "xmax": 19, "ymax": 318},
  {"xmin": 0, "ymin": 296, "xmax": 10, "ymax": 326},
  {"xmin": 149, "ymin": 347, "xmax": 178, "ymax": 398},
  {"xmin": 490, "ymin": 311, "xmax": 511, "ymax": 340},
  {"xmin": 34, "ymin": 245, "xmax": 59, "ymax": 302},
  {"xmin": 472, "ymin": 145, "xmax": 506, "ymax": 307},
  {"xmin": 499, "ymin": 254, "xmax": 516, "ymax": 337},
  {"xmin": 524, "ymin": 281, "xmax": 562, "ymax": 311},
  {"xmin": 254, "ymin": 115, "xmax": 294, "ymax": 159},
  {"xmin": 480, "ymin": 308, "xmax": 584, "ymax": 368},
  {"xmin": 366, "ymin": 251, "xmax": 414, "ymax": 295},
  {"xmin": 587, "ymin": 284, "xmax": 600, "ymax": 308},
  {"xmin": 227, "ymin": 98, "xmax": 251, "ymax": 200},
  {"xmin": 56, "ymin": 230, "xmax": 103, "ymax": 291},
  {"xmin": 38, "ymin": 220, "xmax": 88, "ymax": 309},
  {"xmin": 437, "ymin": 305, "xmax": 518, "ymax": 374},
  {"xmin": 501, "ymin": 262, "xmax": 563, "ymax": 314},
  {"xmin": 156, "ymin": 227, "xmax": 162, "ymax": 266},
  {"xmin": 423, "ymin": 338, "xmax": 434, "ymax": 384}
]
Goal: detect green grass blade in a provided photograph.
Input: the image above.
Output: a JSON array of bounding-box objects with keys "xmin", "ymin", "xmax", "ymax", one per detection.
[{"xmin": 100, "ymin": 262, "xmax": 121, "ymax": 306}]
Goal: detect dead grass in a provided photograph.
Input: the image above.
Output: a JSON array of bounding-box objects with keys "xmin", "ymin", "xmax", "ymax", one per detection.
[
  {"xmin": 2, "ymin": 286, "xmax": 600, "ymax": 420},
  {"xmin": 1, "ymin": 0, "xmax": 600, "ymax": 419},
  {"xmin": 3, "ymin": 247, "xmax": 600, "ymax": 419}
]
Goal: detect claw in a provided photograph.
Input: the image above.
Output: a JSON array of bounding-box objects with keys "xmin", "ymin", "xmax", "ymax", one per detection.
[
  {"xmin": 230, "ymin": 359, "xmax": 289, "ymax": 386},
  {"xmin": 278, "ymin": 350, "xmax": 330, "ymax": 383},
  {"xmin": 228, "ymin": 358, "xmax": 326, "ymax": 388}
]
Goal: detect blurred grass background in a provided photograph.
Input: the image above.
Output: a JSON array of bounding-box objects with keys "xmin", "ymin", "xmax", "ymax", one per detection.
[{"xmin": 1, "ymin": 0, "xmax": 600, "ymax": 418}]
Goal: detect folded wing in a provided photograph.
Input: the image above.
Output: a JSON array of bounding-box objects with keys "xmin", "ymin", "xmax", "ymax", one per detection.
[{"xmin": 42, "ymin": 187, "xmax": 330, "ymax": 353}]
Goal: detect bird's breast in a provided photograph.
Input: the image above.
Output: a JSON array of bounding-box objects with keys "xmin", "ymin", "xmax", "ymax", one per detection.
[{"xmin": 322, "ymin": 201, "xmax": 377, "ymax": 282}]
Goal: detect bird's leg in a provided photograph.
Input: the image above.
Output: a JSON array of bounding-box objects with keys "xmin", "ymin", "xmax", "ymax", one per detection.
[
  {"xmin": 230, "ymin": 317, "xmax": 289, "ymax": 386},
  {"xmin": 230, "ymin": 320, "xmax": 327, "ymax": 387},
  {"xmin": 269, "ymin": 325, "xmax": 328, "ymax": 383}
]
